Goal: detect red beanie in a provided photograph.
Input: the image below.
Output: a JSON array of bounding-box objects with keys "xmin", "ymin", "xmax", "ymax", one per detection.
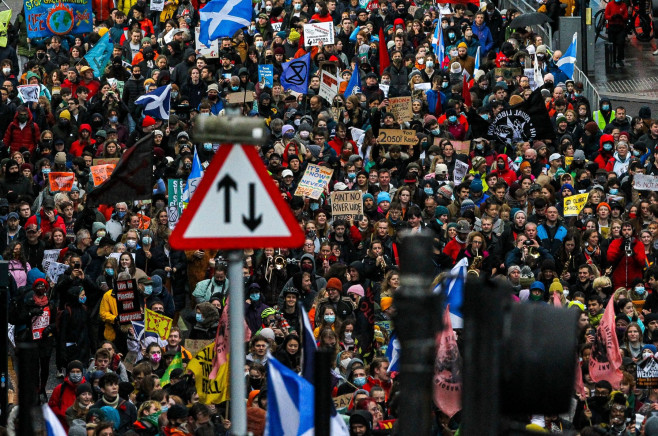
[
  {"xmin": 326, "ymin": 277, "xmax": 342, "ymax": 291},
  {"xmin": 142, "ymin": 116, "xmax": 156, "ymax": 127}
]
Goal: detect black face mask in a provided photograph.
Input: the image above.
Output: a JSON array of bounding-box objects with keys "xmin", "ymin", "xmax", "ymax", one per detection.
[{"xmin": 249, "ymin": 377, "xmax": 262, "ymax": 389}]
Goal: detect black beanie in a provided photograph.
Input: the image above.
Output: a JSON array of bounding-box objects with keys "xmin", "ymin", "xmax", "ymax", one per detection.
[
  {"xmin": 67, "ymin": 360, "xmax": 84, "ymax": 373},
  {"xmin": 76, "ymin": 383, "xmax": 93, "ymax": 397}
]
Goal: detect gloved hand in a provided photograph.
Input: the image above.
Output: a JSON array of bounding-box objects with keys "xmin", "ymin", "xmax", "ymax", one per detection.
[{"xmin": 42, "ymin": 325, "xmax": 55, "ymax": 337}]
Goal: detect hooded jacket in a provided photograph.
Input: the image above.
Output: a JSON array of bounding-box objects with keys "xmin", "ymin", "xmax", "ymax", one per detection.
[
  {"xmin": 594, "ymin": 134, "xmax": 615, "ymax": 169},
  {"xmin": 69, "ymin": 124, "xmax": 97, "ymax": 157},
  {"xmin": 3, "ymin": 107, "xmax": 40, "ymax": 153},
  {"xmin": 605, "ymin": 150, "xmax": 631, "ymax": 177},
  {"xmin": 48, "ymin": 375, "xmax": 87, "ymax": 428},
  {"xmin": 491, "ymin": 153, "xmax": 517, "ymax": 185}
]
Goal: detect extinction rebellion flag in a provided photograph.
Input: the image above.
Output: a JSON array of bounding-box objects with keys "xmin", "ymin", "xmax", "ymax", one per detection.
[{"xmin": 486, "ymin": 88, "xmax": 556, "ymax": 144}]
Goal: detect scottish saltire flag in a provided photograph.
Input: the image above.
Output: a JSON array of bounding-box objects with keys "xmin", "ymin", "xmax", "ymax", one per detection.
[
  {"xmin": 344, "ymin": 66, "xmax": 361, "ymax": 96},
  {"xmin": 299, "ymin": 302, "xmax": 316, "ymax": 383},
  {"xmin": 474, "ymin": 46, "xmax": 480, "ymax": 71},
  {"xmin": 557, "ymin": 33, "xmax": 577, "ymax": 79},
  {"xmin": 43, "ymin": 404, "xmax": 67, "ymax": 436},
  {"xmin": 199, "ymin": 0, "xmax": 252, "ymax": 46},
  {"xmin": 386, "ymin": 331, "xmax": 400, "ymax": 372},
  {"xmin": 182, "ymin": 147, "xmax": 204, "ymax": 204},
  {"xmin": 84, "ymin": 33, "xmax": 113, "ymax": 78},
  {"xmin": 432, "ymin": 16, "xmax": 444, "ymax": 67},
  {"xmin": 433, "ymin": 257, "xmax": 468, "ymax": 328},
  {"xmin": 281, "ymin": 53, "xmax": 311, "ymax": 94},
  {"xmin": 266, "ymin": 356, "xmax": 316, "ymax": 436},
  {"xmin": 135, "ymin": 84, "xmax": 171, "ymax": 120}
]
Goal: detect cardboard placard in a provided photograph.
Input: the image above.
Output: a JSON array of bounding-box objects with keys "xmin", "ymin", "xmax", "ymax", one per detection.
[
  {"xmin": 18, "ymin": 85, "xmax": 39, "ymax": 103},
  {"xmin": 226, "ymin": 91, "xmax": 255, "ymax": 104},
  {"xmin": 450, "ymin": 140, "xmax": 471, "ymax": 154},
  {"xmin": 194, "ymin": 26, "xmax": 219, "ymax": 58},
  {"xmin": 303, "ymin": 22, "xmax": 335, "ymax": 46},
  {"xmin": 330, "ymin": 191, "xmax": 364, "ymax": 221},
  {"xmin": 494, "ymin": 67, "xmax": 523, "ymax": 81},
  {"xmin": 333, "ymin": 393, "xmax": 352, "ymax": 411},
  {"xmin": 93, "ymin": 158, "xmax": 120, "ymax": 166},
  {"xmin": 144, "ymin": 308, "xmax": 173, "ymax": 339},
  {"xmin": 319, "ymin": 70, "xmax": 338, "ymax": 103},
  {"xmin": 48, "ymin": 172, "xmax": 75, "ymax": 192},
  {"xmin": 637, "ymin": 357, "xmax": 658, "ymax": 388},
  {"xmin": 387, "ymin": 96, "xmax": 413, "ymax": 122},
  {"xmin": 91, "ymin": 164, "xmax": 116, "ymax": 187},
  {"xmin": 563, "ymin": 192, "xmax": 589, "ymax": 217},
  {"xmin": 634, "ymin": 174, "xmax": 658, "ymax": 191},
  {"xmin": 116, "ymin": 279, "xmax": 143, "ymax": 324},
  {"xmin": 294, "ymin": 164, "xmax": 334, "ymax": 199},
  {"xmin": 184, "ymin": 339, "xmax": 214, "ymax": 356},
  {"xmin": 454, "ymin": 160, "xmax": 469, "ymax": 184},
  {"xmin": 378, "ymin": 129, "xmax": 417, "ymax": 146}
]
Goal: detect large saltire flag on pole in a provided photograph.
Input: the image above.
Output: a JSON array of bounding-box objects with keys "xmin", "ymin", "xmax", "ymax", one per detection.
[
  {"xmin": 135, "ymin": 84, "xmax": 172, "ymax": 120},
  {"xmin": 557, "ymin": 33, "xmax": 577, "ymax": 79},
  {"xmin": 199, "ymin": 0, "xmax": 252, "ymax": 46}
]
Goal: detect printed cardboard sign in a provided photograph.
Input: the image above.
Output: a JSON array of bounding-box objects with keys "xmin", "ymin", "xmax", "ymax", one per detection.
[
  {"xmin": 304, "ymin": 22, "xmax": 335, "ymax": 46},
  {"xmin": 48, "ymin": 172, "xmax": 75, "ymax": 192}
]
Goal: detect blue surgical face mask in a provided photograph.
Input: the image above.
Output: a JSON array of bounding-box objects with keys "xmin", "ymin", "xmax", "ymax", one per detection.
[
  {"xmin": 204, "ymin": 143, "xmax": 213, "ymax": 151},
  {"xmin": 171, "ymin": 91, "xmax": 178, "ymax": 99},
  {"xmin": 609, "ymin": 188, "xmax": 618, "ymax": 195},
  {"xmin": 603, "ymin": 143, "xmax": 613, "ymax": 151},
  {"xmin": 602, "ymin": 104, "xmax": 610, "ymax": 111},
  {"xmin": 431, "ymin": 128, "xmax": 440, "ymax": 135},
  {"xmin": 42, "ymin": 168, "xmax": 51, "ymax": 174},
  {"xmin": 144, "ymin": 285, "xmax": 153, "ymax": 295},
  {"xmin": 109, "ymin": 116, "xmax": 118, "ymax": 123},
  {"xmin": 142, "ymin": 236, "xmax": 152, "ymax": 245},
  {"xmin": 448, "ymin": 33, "xmax": 455, "ymax": 39},
  {"xmin": 448, "ymin": 115, "xmax": 457, "ymax": 123},
  {"xmin": 442, "ymin": 82, "xmax": 449, "ymax": 89},
  {"xmin": 348, "ymin": 172, "xmax": 356, "ymax": 179},
  {"xmin": 231, "ymin": 86, "xmax": 239, "ymax": 91},
  {"xmin": 636, "ymin": 286, "xmax": 646, "ymax": 294},
  {"xmin": 481, "ymin": 114, "xmax": 489, "ymax": 120},
  {"xmin": 79, "ymin": 296, "xmax": 87, "ymax": 304},
  {"xmin": 105, "ymin": 268, "xmax": 114, "ymax": 276},
  {"xmin": 633, "ymin": 150, "xmax": 641, "ymax": 157},
  {"xmin": 116, "ymin": 211, "xmax": 126, "ymax": 219},
  {"xmin": 424, "ymin": 187, "xmax": 434, "ymax": 195},
  {"xmin": 310, "ymin": 202, "xmax": 320, "ymax": 211},
  {"xmin": 353, "ymin": 376, "xmax": 367, "ymax": 387},
  {"xmin": 426, "ymin": 61, "xmax": 434, "ymax": 68},
  {"xmin": 126, "ymin": 239, "xmax": 137, "ymax": 249},
  {"xmin": 255, "ymin": 41, "xmax": 264, "ymax": 49},
  {"xmin": 475, "ymin": 142, "xmax": 484, "ymax": 150},
  {"xmin": 196, "ymin": 313, "xmax": 203, "ymax": 322},
  {"xmin": 324, "ymin": 314, "xmax": 336, "ymax": 323},
  {"xmin": 250, "ymin": 293, "xmax": 260, "ymax": 301}
]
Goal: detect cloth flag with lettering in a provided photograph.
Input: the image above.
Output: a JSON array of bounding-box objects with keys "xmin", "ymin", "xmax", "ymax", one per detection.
[
  {"xmin": 433, "ymin": 257, "xmax": 468, "ymax": 328},
  {"xmin": 209, "ymin": 297, "xmax": 251, "ymax": 379},
  {"xmin": 344, "ymin": 63, "xmax": 361, "ymax": 96},
  {"xmin": 589, "ymin": 296, "xmax": 623, "ymax": 388},
  {"xmin": 187, "ymin": 342, "xmax": 230, "ymax": 404},
  {"xmin": 557, "ymin": 33, "xmax": 577, "ymax": 79},
  {"xmin": 433, "ymin": 305, "xmax": 462, "ymax": 417},
  {"xmin": 160, "ymin": 352, "xmax": 183, "ymax": 386},
  {"xmin": 135, "ymin": 84, "xmax": 171, "ymax": 120},
  {"xmin": 281, "ymin": 53, "xmax": 311, "ymax": 94},
  {"xmin": 199, "ymin": 0, "xmax": 252, "ymax": 46},
  {"xmin": 575, "ymin": 359, "xmax": 588, "ymax": 398},
  {"xmin": 84, "ymin": 33, "xmax": 114, "ymax": 78},
  {"xmin": 462, "ymin": 74, "xmax": 471, "ymax": 107},
  {"xmin": 182, "ymin": 146, "xmax": 204, "ymax": 205}
]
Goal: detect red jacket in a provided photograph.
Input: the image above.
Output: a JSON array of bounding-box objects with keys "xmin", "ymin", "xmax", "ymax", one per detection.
[
  {"xmin": 26, "ymin": 209, "xmax": 67, "ymax": 238},
  {"xmin": 594, "ymin": 134, "xmax": 615, "ymax": 169},
  {"xmin": 92, "ymin": 0, "xmax": 114, "ymax": 22},
  {"xmin": 606, "ymin": 237, "xmax": 646, "ymax": 290},
  {"xmin": 70, "ymin": 124, "xmax": 96, "ymax": 157},
  {"xmin": 492, "ymin": 153, "xmax": 517, "ymax": 185},
  {"xmin": 604, "ymin": 1, "xmax": 628, "ymax": 27},
  {"xmin": 61, "ymin": 78, "xmax": 79, "ymax": 98},
  {"xmin": 444, "ymin": 238, "xmax": 466, "ymax": 264},
  {"xmin": 3, "ymin": 109, "xmax": 40, "ymax": 153},
  {"xmin": 48, "ymin": 376, "xmax": 87, "ymax": 429},
  {"xmin": 363, "ymin": 376, "xmax": 392, "ymax": 398}
]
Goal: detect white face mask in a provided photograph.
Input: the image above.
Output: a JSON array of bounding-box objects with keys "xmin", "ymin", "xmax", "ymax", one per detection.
[
  {"xmin": 417, "ymin": 58, "xmax": 424, "ymax": 65},
  {"xmin": 2, "ymin": 68, "xmax": 10, "ymax": 75},
  {"xmin": 340, "ymin": 358, "xmax": 351, "ymax": 369}
]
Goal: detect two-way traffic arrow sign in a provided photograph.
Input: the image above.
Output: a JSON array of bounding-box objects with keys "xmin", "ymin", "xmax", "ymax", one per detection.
[{"xmin": 169, "ymin": 145, "xmax": 305, "ymax": 250}]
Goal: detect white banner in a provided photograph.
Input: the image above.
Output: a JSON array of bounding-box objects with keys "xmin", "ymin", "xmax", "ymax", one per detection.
[
  {"xmin": 634, "ymin": 174, "xmax": 658, "ymax": 191},
  {"xmin": 453, "ymin": 160, "xmax": 469, "ymax": 184},
  {"xmin": 319, "ymin": 70, "xmax": 338, "ymax": 102},
  {"xmin": 303, "ymin": 22, "xmax": 335, "ymax": 46},
  {"xmin": 18, "ymin": 85, "xmax": 39, "ymax": 103}
]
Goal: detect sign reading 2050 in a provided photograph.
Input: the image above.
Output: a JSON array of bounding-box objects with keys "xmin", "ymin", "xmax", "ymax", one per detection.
[{"xmin": 25, "ymin": 0, "xmax": 92, "ymax": 38}]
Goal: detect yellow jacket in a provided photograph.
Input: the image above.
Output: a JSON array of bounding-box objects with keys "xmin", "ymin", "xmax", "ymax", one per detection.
[
  {"xmin": 160, "ymin": 0, "xmax": 179, "ymax": 23},
  {"xmin": 100, "ymin": 289, "xmax": 118, "ymax": 341},
  {"xmin": 118, "ymin": 0, "xmax": 139, "ymax": 16}
]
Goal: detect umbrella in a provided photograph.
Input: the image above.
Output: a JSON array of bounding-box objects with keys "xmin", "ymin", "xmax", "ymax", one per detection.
[{"xmin": 509, "ymin": 12, "xmax": 553, "ymax": 28}]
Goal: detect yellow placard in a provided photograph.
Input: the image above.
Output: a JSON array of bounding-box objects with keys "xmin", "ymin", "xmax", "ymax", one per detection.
[{"xmin": 563, "ymin": 192, "xmax": 589, "ymax": 217}]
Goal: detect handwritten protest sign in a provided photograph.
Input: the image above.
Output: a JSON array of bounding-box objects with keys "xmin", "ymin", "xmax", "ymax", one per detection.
[
  {"xmin": 333, "ymin": 394, "xmax": 352, "ymax": 411},
  {"xmin": 226, "ymin": 91, "xmax": 255, "ymax": 104},
  {"xmin": 304, "ymin": 22, "xmax": 334, "ymax": 45},
  {"xmin": 48, "ymin": 172, "xmax": 75, "ymax": 192},
  {"xmin": 450, "ymin": 140, "xmax": 471, "ymax": 154},
  {"xmin": 144, "ymin": 308, "xmax": 173, "ymax": 339},
  {"xmin": 319, "ymin": 70, "xmax": 338, "ymax": 102},
  {"xmin": 24, "ymin": 0, "xmax": 93, "ymax": 38},
  {"xmin": 168, "ymin": 179, "xmax": 184, "ymax": 230},
  {"xmin": 387, "ymin": 96, "xmax": 413, "ymax": 122},
  {"xmin": 47, "ymin": 261, "xmax": 69, "ymax": 283},
  {"xmin": 42, "ymin": 249, "xmax": 62, "ymax": 274},
  {"xmin": 116, "ymin": 279, "xmax": 142, "ymax": 324},
  {"xmin": 563, "ymin": 192, "xmax": 589, "ymax": 217},
  {"xmin": 331, "ymin": 191, "xmax": 364, "ymax": 221},
  {"xmin": 638, "ymin": 357, "xmax": 658, "ymax": 388},
  {"xmin": 494, "ymin": 67, "xmax": 523, "ymax": 81},
  {"xmin": 454, "ymin": 160, "xmax": 469, "ymax": 184},
  {"xmin": 91, "ymin": 164, "xmax": 116, "ymax": 187},
  {"xmin": 634, "ymin": 174, "xmax": 658, "ymax": 191},
  {"xmin": 18, "ymin": 85, "xmax": 40, "ymax": 103},
  {"xmin": 294, "ymin": 164, "xmax": 334, "ymax": 199},
  {"xmin": 93, "ymin": 158, "xmax": 120, "ymax": 166},
  {"xmin": 378, "ymin": 129, "xmax": 417, "ymax": 146}
]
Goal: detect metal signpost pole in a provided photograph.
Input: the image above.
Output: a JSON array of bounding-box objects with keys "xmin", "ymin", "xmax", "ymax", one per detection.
[{"xmin": 228, "ymin": 250, "xmax": 246, "ymax": 436}]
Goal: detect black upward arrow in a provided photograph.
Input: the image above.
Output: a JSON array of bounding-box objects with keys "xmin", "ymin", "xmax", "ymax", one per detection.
[
  {"xmin": 242, "ymin": 183, "xmax": 262, "ymax": 231},
  {"xmin": 216, "ymin": 175, "xmax": 237, "ymax": 223}
]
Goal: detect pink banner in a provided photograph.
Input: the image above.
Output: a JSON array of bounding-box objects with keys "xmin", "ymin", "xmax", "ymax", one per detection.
[{"xmin": 433, "ymin": 305, "xmax": 462, "ymax": 417}]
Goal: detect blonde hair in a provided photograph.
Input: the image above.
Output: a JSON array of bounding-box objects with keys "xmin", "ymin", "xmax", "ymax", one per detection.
[
  {"xmin": 592, "ymin": 276, "xmax": 611, "ymax": 291},
  {"xmin": 137, "ymin": 400, "xmax": 161, "ymax": 418}
]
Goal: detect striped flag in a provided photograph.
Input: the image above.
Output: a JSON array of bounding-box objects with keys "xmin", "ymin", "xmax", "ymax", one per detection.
[
  {"xmin": 182, "ymin": 146, "xmax": 204, "ymax": 205},
  {"xmin": 431, "ymin": 16, "xmax": 444, "ymax": 66},
  {"xmin": 557, "ymin": 33, "xmax": 577, "ymax": 79},
  {"xmin": 474, "ymin": 46, "xmax": 480, "ymax": 71}
]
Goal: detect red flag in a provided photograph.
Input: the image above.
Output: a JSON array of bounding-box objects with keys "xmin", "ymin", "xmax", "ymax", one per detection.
[
  {"xmin": 462, "ymin": 74, "xmax": 472, "ymax": 107},
  {"xmin": 379, "ymin": 28, "xmax": 390, "ymax": 75},
  {"xmin": 553, "ymin": 290, "xmax": 562, "ymax": 307},
  {"xmin": 588, "ymin": 297, "xmax": 623, "ymax": 388},
  {"xmin": 209, "ymin": 297, "xmax": 252, "ymax": 379},
  {"xmin": 433, "ymin": 305, "xmax": 462, "ymax": 417}
]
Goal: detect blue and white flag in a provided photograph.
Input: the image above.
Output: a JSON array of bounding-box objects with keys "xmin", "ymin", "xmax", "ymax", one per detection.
[
  {"xmin": 182, "ymin": 146, "xmax": 204, "ymax": 204},
  {"xmin": 199, "ymin": 0, "xmax": 252, "ymax": 47},
  {"xmin": 266, "ymin": 355, "xmax": 349, "ymax": 436},
  {"xmin": 344, "ymin": 66, "xmax": 361, "ymax": 96},
  {"xmin": 474, "ymin": 46, "xmax": 480, "ymax": 71},
  {"xmin": 42, "ymin": 404, "xmax": 67, "ymax": 436},
  {"xmin": 266, "ymin": 355, "xmax": 316, "ymax": 436},
  {"xmin": 386, "ymin": 330, "xmax": 400, "ymax": 372},
  {"xmin": 557, "ymin": 33, "xmax": 577, "ymax": 79},
  {"xmin": 281, "ymin": 53, "xmax": 311, "ymax": 94},
  {"xmin": 84, "ymin": 32, "xmax": 113, "ymax": 78},
  {"xmin": 135, "ymin": 84, "xmax": 171, "ymax": 120},
  {"xmin": 299, "ymin": 302, "xmax": 316, "ymax": 383},
  {"xmin": 433, "ymin": 257, "xmax": 468, "ymax": 328},
  {"xmin": 431, "ymin": 16, "xmax": 444, "ymax": 65}
]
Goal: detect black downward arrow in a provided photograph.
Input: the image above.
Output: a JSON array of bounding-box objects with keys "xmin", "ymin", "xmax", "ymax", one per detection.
[
  {"xmin": 242, "ymin": 183, "xmax": 262, "ymax": 231},
  {"xmin": 216, "ymin": 175, "xmax": 237, "ymax": 223}
]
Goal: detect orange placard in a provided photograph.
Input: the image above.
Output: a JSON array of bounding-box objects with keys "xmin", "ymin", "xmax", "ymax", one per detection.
[
  {"xmin": 91, "ymin": 164, "xmax": 116, "ymax": 187},
  {"xmin": 48, "ymin": 172, "xmax": 75, "ymax": 192}
]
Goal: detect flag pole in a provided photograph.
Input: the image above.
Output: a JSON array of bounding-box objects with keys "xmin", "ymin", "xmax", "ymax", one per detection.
[{"xmin": 227, "ymin": 250, "xmax": 246, "ymax": 435}]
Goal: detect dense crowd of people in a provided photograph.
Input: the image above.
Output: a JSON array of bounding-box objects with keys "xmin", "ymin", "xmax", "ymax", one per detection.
[{"xmin": 0, "ymin": 0, "xmax": 658, "ymax": 434}]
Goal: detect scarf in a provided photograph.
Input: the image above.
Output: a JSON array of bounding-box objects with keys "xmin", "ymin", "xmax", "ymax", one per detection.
[
  {"xmin": 33, "ymin": 294, "xmax": 48, "ymax": 306},
  {"xmin": 102, "ymin": 395, "xmax": 120, "ymax": 408}
]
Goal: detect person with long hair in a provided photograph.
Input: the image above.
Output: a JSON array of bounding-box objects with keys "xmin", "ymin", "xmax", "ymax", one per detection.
[
  {"xmin": 273, "ymin": 335, "xmax": 301, "ymax": 372},
  {"xmin": 4, "ymin": 241, "xmax": 31, "ymax": 286},
  {"xmin": 621, "ymin": 321, "xmax": 644, "ymax": 361}
]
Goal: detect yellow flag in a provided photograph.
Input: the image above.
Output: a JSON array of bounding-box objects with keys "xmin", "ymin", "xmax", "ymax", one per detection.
[
  {"xmin": 563, "ymin": 192, "xmax": 589, "ymax": 217},
  {"xmin": 187, "ymin": 343, "xmax": 230, "ymax": 404},
  {"xmin": 144, "ymin": 308, "xmax": 173, "ymax": 339},
  {"xmin": 0, "ymin": 11, "xmax": 11, "ymax": 48}
]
